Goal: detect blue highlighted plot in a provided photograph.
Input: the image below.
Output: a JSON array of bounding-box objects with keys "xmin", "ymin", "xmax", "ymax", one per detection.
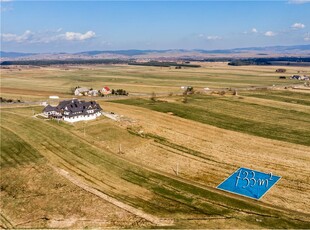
[{"xmin": 217, "ymin": 167, "xmax": 281, "ymax": 200}]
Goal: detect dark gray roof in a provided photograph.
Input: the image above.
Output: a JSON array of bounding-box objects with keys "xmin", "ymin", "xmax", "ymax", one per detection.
[
  {"xmin": 43, "ymin": 104, "xmax": 59, "ymax": 113},
  {"xmin": 43, "ymin": 99, "xmax": 102, "ymax": 118}
]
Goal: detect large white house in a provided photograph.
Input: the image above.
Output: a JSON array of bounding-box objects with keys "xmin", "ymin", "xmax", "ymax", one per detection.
[{"xmin": 43, "ymin": 99, "xmax": 102, "ymax": 122}]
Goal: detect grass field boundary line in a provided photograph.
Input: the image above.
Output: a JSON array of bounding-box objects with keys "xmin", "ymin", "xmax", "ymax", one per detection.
[
  {"xmin": 49, "ymin": 164, "xmax": 174, "ymax": 227},
  {"xmin": 0, "ymin": 213, "xmax": 15, "ymax": 229}
]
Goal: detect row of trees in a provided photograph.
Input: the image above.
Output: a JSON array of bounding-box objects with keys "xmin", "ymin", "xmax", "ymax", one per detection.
[
  {"xmin": 111, "ymin": 89, "xmax": 128, "ymax": 96},
  {"xmin": 228, "ymin": 57, "xmax": 310, "ymax": 66},
  {"xmin": 129, "ymin": 61, "xmax": 201, "ymax": 68},
  {"xmin": 0, "ymin": 97, "xmax": 23, "ymax": 103}
]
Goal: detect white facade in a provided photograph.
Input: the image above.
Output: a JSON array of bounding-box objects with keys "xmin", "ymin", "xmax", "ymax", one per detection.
[{"xmin": 63, "ymin": 112, "xmax": 101, "ymax": 123}]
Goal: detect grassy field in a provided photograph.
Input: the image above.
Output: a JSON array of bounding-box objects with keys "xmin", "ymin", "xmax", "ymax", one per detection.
[
  {"xmin": 1, "ymin": 63, "xmax": 309, "ymax": 101},
  {"xmin": 0, "ymin": 126, "xmax": 43, "ymax": 168},
  {"xmin": 112, "ymin": 92, "xmax": 310, "ymax": 146},
  {"xmin": 1, "ymin": 107, "xmax": 309, "ymax": 228},
  {"xmin": 240, "ymin": 90, "xmax": 310, "ymax": 106},
  {"xmin": 0, "ymin": 161, "xmax": 149, "ymax": 229},
  {"xmin": 1, "ymin": 63, "xmax": 310, "ymax": 228}
]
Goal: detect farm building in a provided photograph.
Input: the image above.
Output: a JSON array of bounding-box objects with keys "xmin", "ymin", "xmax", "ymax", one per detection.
[
  {"xmin": 43, "ymin": 99, "xmax": 102, "ymax": 122},
  {"xmin": 101, "ymin": 86, "xmax": 111, "ymax": 95},
  {"xmin": 181, "ymin": 86, "xmax": 194, "ymax": 94},
  {"xmin": 276, "ymin": 68, "xmax": 286, "ymax": 73},
  {"xmin": 74, "ymin": 87, "xmax": 90, "ymax": 96},
  {"xmin": 290, "ymin": 75, "xmax": 310, "ymax": 80},
  {"xmin": 88, "ymin": 89, "xmax": 99, "ymax": 96}
]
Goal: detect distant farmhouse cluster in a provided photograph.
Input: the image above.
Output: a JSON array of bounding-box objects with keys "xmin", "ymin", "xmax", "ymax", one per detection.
[
  {"xmin": 290, "ymin": 75, "xmax": 309, "ymax": 81},
  {"xmin": 74, "ymin": 86, "xmax": 128, "ymax": 97},
  {"xmin": 275, "ymin": 69, "xmax": 309, "ymax": 81},
  {"xmin": 43, "ymin": 99, "xmax": 102, "ymax": 122}
]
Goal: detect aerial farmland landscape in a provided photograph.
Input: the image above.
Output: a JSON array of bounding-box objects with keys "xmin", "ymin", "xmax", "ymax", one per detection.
[{"xmin": 1, "ymin": 1, "xmax": 310, "ymax": 229}]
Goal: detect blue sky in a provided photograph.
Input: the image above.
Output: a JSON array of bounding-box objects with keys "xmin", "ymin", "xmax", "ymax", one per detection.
[{"xmin": 1, "ymin": 0, "xmax": 310, "ymax": 53}]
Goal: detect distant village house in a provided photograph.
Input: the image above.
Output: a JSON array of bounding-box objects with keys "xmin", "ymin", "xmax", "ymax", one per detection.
[
  {"xmin": 74, "ymin": 87, "xmax": 90, "ymax": 96},
  {"xmin": 275, "ymin": 68, "xmax": 286, "ymax": 73},
  {"xmin": 73, "ymin": 86, "xmax": 128, "ymax": 97},
  {"xmin": 88, "ymin": 89, "xmax": 99, "ymax": 97},
  {"xmin": 290, "ymin": 75, "xmax": 309, "ymax": 81},
  {"xmin": 101, "ymin": 86, "xmax": 112, "ymax": 95}
]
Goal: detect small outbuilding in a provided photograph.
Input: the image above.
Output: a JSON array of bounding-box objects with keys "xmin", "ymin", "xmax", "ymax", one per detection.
[{"xmin": 276, "ymin": 68, "xmax": 286, "ymax": 73}]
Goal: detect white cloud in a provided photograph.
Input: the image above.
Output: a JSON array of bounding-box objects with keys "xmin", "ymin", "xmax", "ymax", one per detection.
[
  {"xmin": 288, "ymin": 0, "xmax": 310, "ymax": 4},
  {"xmin": 206, "ymin": 35, "xmax": 222, "ymax": 40},
  {"xmin": 243, "ymin": 28, "xmax": 258, "ymax": 35},
  {"xmin": 1, "ymin": 30, "xmax": 96, "ymax": 43},
  {"xmin": 304, "ymin": 33, "xmax": 310, "ymax": 41},
  {"xmin": 0, "ymin": 0, "xmax": 13, "ymax": 2},
  {"xmin": 291, "ymin": 23, "xmax": 305, "ymax": 29},
  {"xmin": 264, "ymin": 31, "xmax": 277, "ymax": 37},
  {"xmin": 197, "ymin": 34, "xmax": 222, "ymax": 40},
  {"xmin": 64, "ymin": 31, "xmax": 96, "ymax": 41},
  {"xmin": 1, "ymin": 33, "xmax": 17, "ymax": 41},
  {"xmin": 1, "ymin": 30, "xmax": 33, "ymax": 43}
]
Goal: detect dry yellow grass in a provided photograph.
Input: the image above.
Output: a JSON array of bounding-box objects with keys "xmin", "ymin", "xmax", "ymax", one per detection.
[
  {"xmin": 1, "ymin": 63, "xmax": 309, "ymax": 101},
  {"xmin": 0, "ymin": 162, "xmax": 151, "ymax": 229},
  {"xmin": 100, "ymin": 101, "xmax": 310, "ymax": 215},
  {"xmin": 1, "ymin": 105, "xmax": 309, "ymax": 228}
]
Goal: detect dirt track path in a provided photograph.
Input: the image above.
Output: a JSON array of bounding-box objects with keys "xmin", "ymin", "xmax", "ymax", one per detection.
[{"xmin": 49, "ymin": 164, "xmax": 174, "ymax": 227}]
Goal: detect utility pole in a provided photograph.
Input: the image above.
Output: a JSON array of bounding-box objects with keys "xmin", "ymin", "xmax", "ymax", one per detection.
[{"xmin": 119, "ymin": 143, "xmax": 122, "ymax": 154}]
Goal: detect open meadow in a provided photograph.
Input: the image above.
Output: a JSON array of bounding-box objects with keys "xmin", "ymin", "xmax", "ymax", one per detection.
[
  {"xmin": 1, "ymin": 62, "xmax": 309, "ymax": 100},
  {"xmin": 1, "ymin": 63, "xmax": 310, "ymax": 228}
]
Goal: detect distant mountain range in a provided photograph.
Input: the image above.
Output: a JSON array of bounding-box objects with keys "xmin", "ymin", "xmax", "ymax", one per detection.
[
  {"xmin": 1, "ymin": 44, "xmax": 310, "ymax": 60},
  {"xmin": 0, "ymin": 51, "xmax": 36, "ymax": 58}
]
